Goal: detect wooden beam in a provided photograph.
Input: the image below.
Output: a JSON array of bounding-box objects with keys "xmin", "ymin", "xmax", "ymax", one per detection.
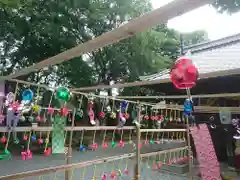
[{"xmin": 1, "ymin": 0, "xmax": 213, "ymax": 80}]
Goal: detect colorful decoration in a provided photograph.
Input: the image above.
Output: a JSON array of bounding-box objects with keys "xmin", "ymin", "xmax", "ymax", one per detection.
[
  {"xmin": 32, "ymin": 104, "xmax": 41, "ymax": 113},
  {"xmin": 22, "ymin": 89, "xmax": 34, "ymax": 101},
  {"xmin": 56, "ymin": 87, "xmax": 71, "ymax": 101},
  {"xmin": 60, "ymin": 107, "xmax": 69, "ymax": 117},
  {"xmin": 184, "ymin": 98, "xmax": 193, "ymax": 116},
  {"xmin": 47, "ymin": 106, "xmax": 54, "ymax": 114},
  {"xmin": 6, "ymin": 92, "xmax": 14, "ymax": 104},
  {"xmin": 88, "ymin": 101, "xmax": 96, "ymax": 125},
  {"xmin": 170, "ymin": 56, "xmax": 198, "ymax": 89}
]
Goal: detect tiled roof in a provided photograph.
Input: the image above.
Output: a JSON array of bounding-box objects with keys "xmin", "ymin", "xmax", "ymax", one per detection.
[{"xmin": 140, "ymin": 33, "xmax": 240, "ymax": 81}]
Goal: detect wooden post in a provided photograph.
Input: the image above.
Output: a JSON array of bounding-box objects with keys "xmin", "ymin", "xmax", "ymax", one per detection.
[
  {"xmin": 186, "ymin": 89, "xmax": 193, "ymax": 180},
  {"xmin": 134, "ymin": 105, "xmax": 141, "ymax": 180},
  {"xmin": 65, "ymin": 108, "xmax": 76, "ymax": 180}
]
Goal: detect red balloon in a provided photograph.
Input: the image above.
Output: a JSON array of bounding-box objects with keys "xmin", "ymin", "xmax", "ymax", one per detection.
[{"xmin": 170, "ymin": 57, "xmax": 198, "ymax": 89}]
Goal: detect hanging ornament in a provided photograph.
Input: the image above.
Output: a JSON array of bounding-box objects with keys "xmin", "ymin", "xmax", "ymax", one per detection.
[
  {"xmin": 110, "ymin": 112, "xmax": 116, "ymax": 119},
  {"xmin": 23, "ymin": 135, "xmax": 28, "ymax": 141},
  {"xmin": 29, "ymin": 116, "xmax": 34, "ymax": 122},
  {"xmin": 120, "ymin": 101, "xmax": 128, "ymax": 111},
  {"xmin": 0, "ymin": 114, "xmax": 5, "ymax": 124},
  {"xmin": 79, "ymin": 145, "xmax": 86, "ymax": 152},
  {"xmin": 99, "ymin": 111, "xmax": 105, "ymax": 118},
  {"xmin": 22, "ymin": 89, "xmax": 34, "ymax": 101},
  {"xmin": 36, "ymin": 115, "xmax": 41, "ymax": 122},
  {"xmin": 145, "ymin": 115, "xmax": 149, "ymax": 120},
  {"xmin": 119, "ymin": 113, "xmax": 126, "ymax": 125},
  {"xmin": 111, "ymin": 141, "xmax": 116, "ymax": 148},
  {"xmin": 60, "ymin": 107, "xmax": 69, "ymax": 117},
  {"xmin": 44, "ymin": 148, "xmax": 52, "ymax": 156},
  {"xmin": 124, "ymin": 113, "xmax": 130, "ymax": 119},
  {"xmin": 0, "ymin": 136, "xmax": 7, "ymax": 143},
  {"xmin": 31, "ymin": 135, "xmax": 37, "ymax": 141},
  {"xmin": 101, "ymin": 173, "xmax": 107, "ymax": 180},
  {"xmin": 47, "ymin": 106, "xmax": 54, "ymax": 114},
  {"xmin": 6, "ymin": 92, "xmax": 14, "ymax": 104},
  {"xmin": 184, "ymin": 99, "xmax": 193, "ymax": 116},
  {"xmin": 38, "ymin": 138, "xmax": 43, "ymax": 144},
  {"xmin": 119, "ymin": 140, "xmax": 125, "ymax": 148},
  {"xmin": 32, "ymin": 104, "xmax": 41, "ymax": 113},
  {"xmin": 88, "ymin": 101, "xmax": 96, "ymax": 125},
  {"xmin": 124, "ymin": 168, "xmax": 129, "ymax": 175},
  {"xmin": 110, "ymin": 172, "xmax": 116, "ymax": 179},
  {"xmin": 56, "ymin": 87, "xmax": 71, "ymax": 101},
  {"xmin": 11, "ymin": 101, "xmax": 20, "ymax": 111},
  {"xmin": 102, "ymin": 142, "xmax": 108, "ymax": 148},
  {"xmin": 170, "ymin": 56, "xmax": 198, "ymax": 89}
]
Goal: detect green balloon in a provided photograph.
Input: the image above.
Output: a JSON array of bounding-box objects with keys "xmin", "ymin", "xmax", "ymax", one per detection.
[
  {"xmin": 56, "ymin": 87, "xmax": 70, "ymax": 101},
  {"xmin": 149, "ymin": 140, "xmax": 154, "ymax": 145}
]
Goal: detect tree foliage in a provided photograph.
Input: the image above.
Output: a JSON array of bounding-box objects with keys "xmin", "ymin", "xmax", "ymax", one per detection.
[
  {"xmin": 1, "ymin": 0, "xmax": 238, "ymax": 97},
  {"xmin": 212, "ymin": 0, "xmax": 240, "ymax": 14}
]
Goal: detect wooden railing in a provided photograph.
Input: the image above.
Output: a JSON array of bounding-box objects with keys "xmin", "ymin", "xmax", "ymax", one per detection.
[{"xmin": 0, "ymin": 147, "xmax": 188, "ymax": 180}]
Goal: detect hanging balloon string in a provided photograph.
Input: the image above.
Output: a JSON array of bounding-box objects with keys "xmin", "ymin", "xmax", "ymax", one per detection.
[
  {"xmin": 171, "ymin": 132, "xmax": 174, "ymax": 141},
  {"xmin": 163, "ymin": 152, "xmax": 167, "ymax": 164},
  {"xmin": 13, "ymin": 82, "xmax": 19, "ymax": 102},
  {"xmin": 145, "ymin": 131, "xmax": 148, "ymax": 143},
  {"xmin": 101, "ymin": 98, "xmax": 106, "ymax": 112},
  {"xmin": 112, "ymin": 99, "xmax": 115, "ymax": 113},
  {"xmin": 161, "ymin": 131, "xmax": 164, "ymax": 143},
  {"xmin": 111, "ymin": 129, "xmax": 116, "ymax": 143},
  {"xmin": 150, "ymin": 132, "xmax": 154, "ymax": 143},
  {"xmin": 156, "ymin": 131, "xmax": 160, "ymax": 141},
  {"xmin": 117, "ymin": 157, "xmax": 123, "ymax": 175},
  {"xmin": 4, "ymin": 131, "xmax": 11, "ymax": 152},
  {"xmin": 120, "ymin": 129, "xmax": 124, "ymax": 142},
  {"xmin": 48, "ymin": 90, "xmax": 54, "ymax": 108},
  {"xmin": 92, "ymin": 164, "xmax": 97, "ymax": 179},
  {"xmin": 27, "ymin": 131, "xmax": 32, "ymax": 151},
  {"xmin": 44, "ymin": 131, "xmax": 50, "ymax": 152},
  {"xmin": 92, "ymin": 130, "xmax": 96, "ymax": 144},
  {"xmin": 78, "ymin": 95, "xmax": 84, "ymax": 109},
  {"xmin": 174, "ymin": 109, "xmax": 177, "ymax": 121},
  {"xmin": 64, "ymin": 131, "xmax": 68, "ymax": 145},
  {"xmin": 128, "ymin": 129, "xmax": 132, "ymax": 143},
  {"xmin": 80, "ymin": 130, "xmax": 85, "ymax": 148},
  {"xmin": 81, "ymin": 166, "xmax": 86, "ymax": 180}
]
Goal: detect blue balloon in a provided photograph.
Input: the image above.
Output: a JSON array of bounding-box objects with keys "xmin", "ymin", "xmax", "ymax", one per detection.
[
  {"xmin": 22, "ymin": 89, "xmax": 34, "ymax": 101},
  {"xmin": 184, "ymin": 99, "xmax": 193, "ymax": 116}
]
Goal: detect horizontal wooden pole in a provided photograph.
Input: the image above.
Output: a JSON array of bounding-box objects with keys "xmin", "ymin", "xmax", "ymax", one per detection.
[
  {"xmin": 140, "ymin": 129, "xmax": 187, "ymax": 133},
  {"xmin": 0, "ymin": 126, "xmax": 135, "ymax": 132},
  {"xmin": 140, "ymin": 146, "xmax": 188, "ymax": 158}
]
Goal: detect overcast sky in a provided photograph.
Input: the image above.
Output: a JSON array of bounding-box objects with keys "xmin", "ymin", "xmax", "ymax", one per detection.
[{"xmin": 151, "ymin": 0, "xmax": 240, "ymax": 40}]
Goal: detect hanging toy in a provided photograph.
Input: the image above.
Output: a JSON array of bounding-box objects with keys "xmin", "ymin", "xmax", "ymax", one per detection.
[
  {"xmin": 101, "ymin": 130, "xmax": 108, "ymax": 148},
  {"xmin": 170, "ymin": 56, "xmax": 198, "ymax": 89},
  {"xmin": 119, "ymin": 112, "xmax": 126, "ymax": 126},
  {"xmin": 22, "ymin": 89, "xmax": 34, "ymax": 101},
  {"xmin": 0, "ymin": 135, "xmax": 7, "ymax": 143},
  {"xmin": 99, "ymin": 98, "xmax": 106, "ymax": 119},
  {"xmin": 56, "ymin": 87, "xmax": 71, "ymax": 101},
  {"xmin": 183, "ymin": 98, "xmax": 193, "ymax": 116},
  {"xmin": 38, "ymin": 132, "xmax": 43, "ymax": 144},
  {"xmin": 118, "ymin": 129, "xmax": 125, "ymax": 148},
  {"xmin": 60, "ymin": 107, "xmax": 69, "ymax": 117},
  {"xmin": 79, "ymin": 130, "xmax": 86, "ymax": 152},
  {"xmin": 22, "ymin": 131, "xmax": 33, "ymax": 160},
  {"xmin": 88, "ymin": 101, "xmax": 96, "ymax": 125},
  {"xmin": 44, "ymin": 131, "xmax": 51, "ymax": 156},
  {"xmin": 6, "ymin": 92, "xmax": 14, "ymax": 105}
]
